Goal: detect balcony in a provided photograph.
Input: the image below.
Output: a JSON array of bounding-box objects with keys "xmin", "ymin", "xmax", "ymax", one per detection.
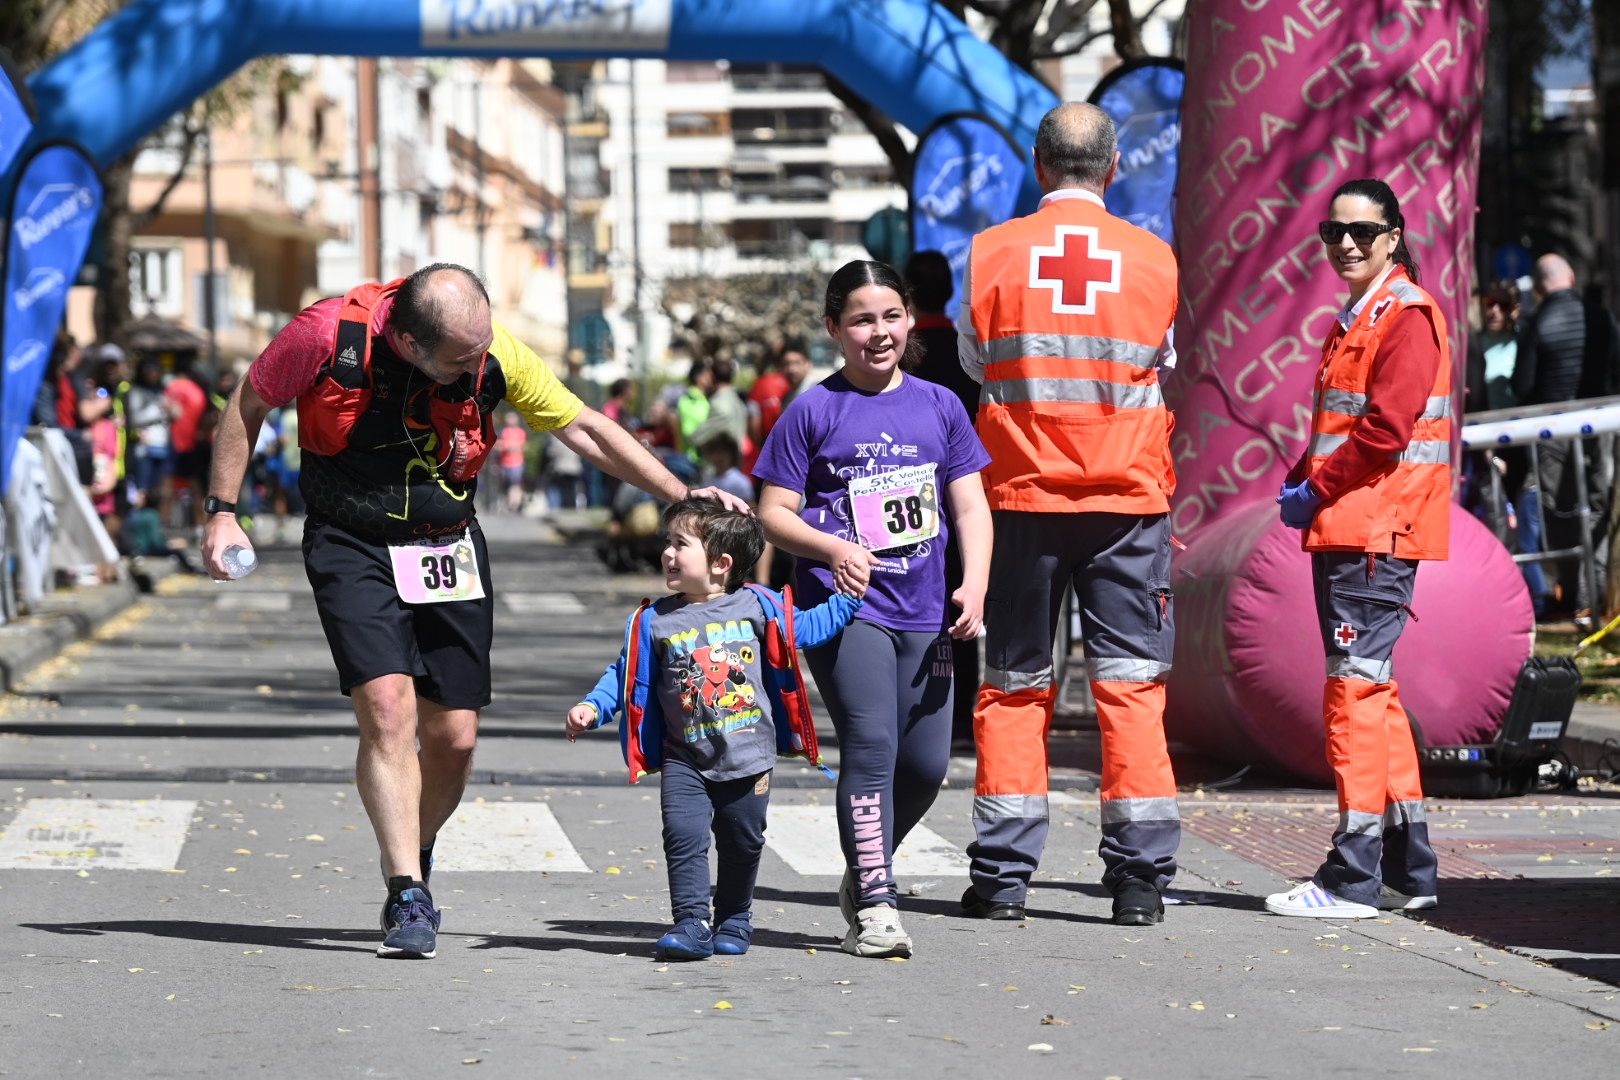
[
  {"xmin": 731, "ymin": 176, "xmax": 831, "ymax": 203},
  {"xmin": 731, "ymin": 70, "xmax": 825, "ymax": 92}
]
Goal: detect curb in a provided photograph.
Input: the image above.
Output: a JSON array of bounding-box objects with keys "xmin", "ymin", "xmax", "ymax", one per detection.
[{"xmin": 0, "ymin": 562, "xmax": 173, "ymax": 693}]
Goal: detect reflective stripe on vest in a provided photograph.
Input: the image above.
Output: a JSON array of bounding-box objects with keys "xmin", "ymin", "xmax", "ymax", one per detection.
[
  {"xmin": 984, "ymin": 332, "xmax": 1160, "ymax": 369},
  {"xmin": 983, "ymin": 376, "xmax": 1163, "ymax": 409},
  {"xmin": 1309, "ymin": 432, "xmax": 1449, "ymax": 463},
  {"xmin": 1319, "ymin": 389, "xmax": 1451, "ymax": 420}
]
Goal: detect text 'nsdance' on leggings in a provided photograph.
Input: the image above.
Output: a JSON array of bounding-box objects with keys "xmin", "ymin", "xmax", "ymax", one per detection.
[{"xmin": 804, "ymin": 619, "xmax": 954, "ymax": 909}]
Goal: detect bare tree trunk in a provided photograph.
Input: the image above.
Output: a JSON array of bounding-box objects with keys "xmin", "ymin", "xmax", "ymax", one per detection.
[
  {"xmin": 1107, "ymin": 0, "xmax": 1147, "ymax": 59},
  {"xmin": 93, "ymin": 153, "xmax": 134, "ymax": 348},
  {"xmin": 824, "ymin": 74, "xmax": 914, "ymax": 188}
]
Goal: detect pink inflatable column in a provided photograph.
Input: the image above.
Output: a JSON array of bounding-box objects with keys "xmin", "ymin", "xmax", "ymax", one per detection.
[{"xmin": 1164, "ymin": 0, "xmax": 1530, "ymax": 781}]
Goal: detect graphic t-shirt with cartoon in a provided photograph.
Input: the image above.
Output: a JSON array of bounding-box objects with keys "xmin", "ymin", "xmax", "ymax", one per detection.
[{"xmin": 647, "ymin": 588, "xmax": 776, "ymax": 782}]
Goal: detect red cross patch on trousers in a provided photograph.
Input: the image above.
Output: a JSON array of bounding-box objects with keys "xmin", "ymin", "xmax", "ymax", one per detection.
[
  {"xmin": 1334, "ymin": 622, "xmax": 1358, "ymax": 648},
  {"xmin": 1028, "ymin": 225, "xmax": 1121, "ymax": 315}
]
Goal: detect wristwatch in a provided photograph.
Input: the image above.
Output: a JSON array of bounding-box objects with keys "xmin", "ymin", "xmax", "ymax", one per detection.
[{"xmin": 203, "ymin": 496, "xmax": 237, "ymax": 516}]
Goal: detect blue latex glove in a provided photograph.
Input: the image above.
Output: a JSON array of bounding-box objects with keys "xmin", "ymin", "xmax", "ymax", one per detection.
[{"xmin": 1276, "ymin": 480, "xmax": 1323, "ymax": 529}]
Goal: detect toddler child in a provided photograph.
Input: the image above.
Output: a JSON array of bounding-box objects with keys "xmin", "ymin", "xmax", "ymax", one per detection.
[{"xmin": 567, "ymin": 496, "xmax": 862, "ymax": 959}]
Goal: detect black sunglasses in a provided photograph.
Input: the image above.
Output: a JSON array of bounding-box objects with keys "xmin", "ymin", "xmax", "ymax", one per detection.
[{"xmin": 1318, "ymin": 220, "xmax": 1395, "ymax": 245}]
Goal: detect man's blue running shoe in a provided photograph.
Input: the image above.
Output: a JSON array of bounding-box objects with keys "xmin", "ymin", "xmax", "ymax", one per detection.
[
  {"xmin": 712, "ymin": 912, "xmax": 753, "ymax": 956},
  {"xmin": 378, "ymin": 886, "xmax": 441, "ymax": 958},
  {"xmin": 654, "ymin": 917, "xmax": 714, "ymax": 961},
  {"xmin": 420, "ymin": 842, "xmax": 435, "ymax": 886}
]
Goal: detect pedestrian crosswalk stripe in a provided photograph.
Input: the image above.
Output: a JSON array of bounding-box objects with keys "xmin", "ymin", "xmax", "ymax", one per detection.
[
  {"xmin": 0, "ymin": 798, "xmax": 196, "ymax": 870},
  {"xmin": 220, "ymin": 593, "xmax": 292, "ymax": 612},
  {"xmin": 764, "ymin": 805, "xmax": 970, "ymax": 876},
  {"xmin": 503, "ymin": 592, "xmax": 586, "ymax": 615},
  {"xmin": 432, "ymin": 802, "xmax": 592, "ymax": 873}
]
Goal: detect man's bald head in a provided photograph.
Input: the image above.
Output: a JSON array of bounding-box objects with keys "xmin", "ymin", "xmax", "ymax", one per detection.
[
  {"xmin": 388, "ymin": 263, "xmax": 493, "ymax": 383},
  {"xmin": 390, "ymin": 263, "xmax": 491, "ymax": 353},
  {"xmin": 1534, "ymin": 254, "xmax": 1576, "ymax": 296},
  {"xmin": 1034, "ymin": 102, "xmax": 1118, "ymax": 194}
]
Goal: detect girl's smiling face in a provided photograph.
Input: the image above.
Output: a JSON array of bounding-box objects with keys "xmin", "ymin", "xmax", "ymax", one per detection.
[{"xmin": 826, "ymin": 284, "xmax": 909, "ymax": 391}]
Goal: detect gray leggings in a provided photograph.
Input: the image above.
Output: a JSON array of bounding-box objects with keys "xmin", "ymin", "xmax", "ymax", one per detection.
[{"xmin": 804, "ymin": 619, "xmax": 954, "ymax": 909}]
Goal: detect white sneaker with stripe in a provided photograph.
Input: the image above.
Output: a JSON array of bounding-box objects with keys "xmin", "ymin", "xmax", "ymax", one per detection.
[{"xmin": 1264, "ymin": 881, "xmax": 1378, "ymax": 919}]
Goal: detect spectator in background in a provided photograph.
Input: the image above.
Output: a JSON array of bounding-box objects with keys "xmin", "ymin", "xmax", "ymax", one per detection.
[
  {"xmin": 85, "ymin": 355, "xmax": 128, "ymax": 542},
  {"xmin": 747, "ymin": 349, "xmax": 791, "ymax": 475},
  {"xmin": 780, "ymin": 342, "xmax": 813, "ymax": 410},
  {"xmin": 1513, "ymin": 255, "xmax": 1620, "ymax": 619},
  {"xmin": 166, "ymin": 363, "xmax": 211, "ymax": 529},
  {"xmin": 691, "ymin": 357, "xmax": 748, "ymax": 464},
  {"xmin": 543, "ymin": 431, "xmax": 587, "ymax": 511},
  {"xmin": 698, "ymin": 432, "xmax": 754, "ymax": 506},
  {"xmin": 905, "ymin": 250, "xmax": 980, "ymax": 422},
  {"xmin": 676, "ymin": 358, "xmax": 714, "ymax": 462},
  {"xmin": 1462, "ymin": 283, "xmax": 1524, "ymax": 547},
  {"xmin": 601, "ymin": 378, "xmax": 635, "ymax": 429},
  {"xmin": 36, "ymin": 333, "xmax": 96, "ymax": 487},
  {"xmin": 496, "ymin": 411, "xmax": 528, "ymax": 513},
  {"xmin": 1467, "ymin": 282, "xmax": 1520, "ymax": 413},
  {"xmin": 125, "ymin": 357, "xmax": 176, "ymax": 521}
]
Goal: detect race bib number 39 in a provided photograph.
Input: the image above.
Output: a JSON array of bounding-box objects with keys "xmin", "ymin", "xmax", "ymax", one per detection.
[
  {"xmin": 848, "ymin": 463, "xmax": 941, "ymax": 551},
  {"xmin": 388, "ymin": 536, "xmax": 486, "ymax": 604}
]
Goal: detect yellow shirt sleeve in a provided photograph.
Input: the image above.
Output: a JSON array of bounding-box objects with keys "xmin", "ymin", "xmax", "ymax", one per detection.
[{"xmin": 490, "ymin": 319, "xmax": 585, "ymax": 432}]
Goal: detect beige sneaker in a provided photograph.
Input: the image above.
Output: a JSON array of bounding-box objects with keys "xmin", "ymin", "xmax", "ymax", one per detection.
[{"xmin": 842, "ymin": 904, "xmax": 913, "ymax": 958}]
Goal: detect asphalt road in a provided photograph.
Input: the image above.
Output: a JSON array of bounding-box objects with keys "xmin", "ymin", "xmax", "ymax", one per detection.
[{"xmin": 1, "ymin": 515, "xmax": 1616, "ymax": 1078}]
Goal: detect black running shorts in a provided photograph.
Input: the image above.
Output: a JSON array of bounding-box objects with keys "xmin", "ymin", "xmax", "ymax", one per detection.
[{"xmin": 302, "ymin": 519, "xmax": 494, "ymax": 709}]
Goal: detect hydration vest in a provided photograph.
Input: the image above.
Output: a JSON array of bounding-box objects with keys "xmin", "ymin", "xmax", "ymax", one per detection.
[{"xmin": 296, "ymin": 279, "xmax": 495, "ymax": 482}]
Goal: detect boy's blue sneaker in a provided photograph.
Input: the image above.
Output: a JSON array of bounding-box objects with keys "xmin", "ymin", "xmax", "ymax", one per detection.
[
  {"xmin": 712, "ymin": 912, "xmax": 753, "ymax": 955},
  {"xmin": 654, "ymin": 918, "xmax": 714, "ymax": 961},
  {"xmin": 378, "ymin": 886, "xmax": 441, "ymax": 959}
]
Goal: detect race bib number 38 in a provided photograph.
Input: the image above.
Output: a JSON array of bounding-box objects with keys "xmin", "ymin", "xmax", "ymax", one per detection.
[
  {"xmin": 848, "ymin": 463, "xmax": 941, "ymax": 551},
  {"xmin": 388, "ymin": 536, "xmax": 486, "ymax": 604}
]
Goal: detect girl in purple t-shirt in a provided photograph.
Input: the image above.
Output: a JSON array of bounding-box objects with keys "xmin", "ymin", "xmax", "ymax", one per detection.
[{"xmin": 754, "ymin": 260, "xmax": 992, "ymax": 960}]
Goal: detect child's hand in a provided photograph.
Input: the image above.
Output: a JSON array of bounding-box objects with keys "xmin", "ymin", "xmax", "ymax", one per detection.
[{"xmin": 565, "ymin": 703, "xmax": 597, "ymax": 742}]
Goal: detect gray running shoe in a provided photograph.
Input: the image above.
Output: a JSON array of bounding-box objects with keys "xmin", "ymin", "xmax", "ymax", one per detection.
[{"xmin": 842, "ymin": 905, "xmax": 912, "ymax": 959}]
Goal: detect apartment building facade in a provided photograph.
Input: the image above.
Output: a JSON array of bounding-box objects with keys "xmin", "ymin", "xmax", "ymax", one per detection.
[
  {"xmin": 71, "ymin": 55, "xmax": 571, "ymax": 372},
  {"xmin": 595, "ymin": 58, "xmax": 908, "ymax": 374}
]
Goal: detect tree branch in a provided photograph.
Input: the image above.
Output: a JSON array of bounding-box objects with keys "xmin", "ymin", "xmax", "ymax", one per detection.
[
  {"xmin": 14, "ymin": 0, "xmax": 75, "ymax": 68},
  {"xmin": 823, "ymin": 72, "xmax": 913, "ymax": 188},
  {"xmin": 130, "ymin": 116, "xmax": 203, "ymax": 233},
  {"xmin": 1107, "ymin": 0, "xmax": 1147, "ymax": 59}
]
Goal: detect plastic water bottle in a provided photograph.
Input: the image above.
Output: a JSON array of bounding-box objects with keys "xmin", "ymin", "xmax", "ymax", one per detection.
[{"xmin": 220, "ymin": 544, "xmax": 258, "ymax": 580}]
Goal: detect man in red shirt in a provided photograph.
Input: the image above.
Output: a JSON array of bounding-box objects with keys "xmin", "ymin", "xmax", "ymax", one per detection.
[{"xmin": 165, "ymin": 365, "xmax": 211, "ymax": 527}]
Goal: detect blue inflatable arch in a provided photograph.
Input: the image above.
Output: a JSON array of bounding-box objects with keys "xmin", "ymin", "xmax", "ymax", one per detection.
[{"xmin": 24, "ymin": 0, "xmax": 1058, "ymax": 209}]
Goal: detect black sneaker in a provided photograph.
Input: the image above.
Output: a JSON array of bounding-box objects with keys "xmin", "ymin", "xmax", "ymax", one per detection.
[
  {"xmin": 379, "ymin": 884, "xmax": 441, "ymax": 958},
  {"xmin": 420, "ymin": 841, "xmax": 435, "ymax": 886},
  {"xmin": 1112, "ymin": 879, "xmax": 1164, "ymax": 926},
  {"xmin": 960, "ymin": 885, "xmax": 1026, "ymax": 920}
]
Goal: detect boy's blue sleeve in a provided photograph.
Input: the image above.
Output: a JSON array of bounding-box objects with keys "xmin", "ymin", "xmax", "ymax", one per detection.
[
  {"xmin": 581, "ymin": 648, "xmax": 627, "ymax": 728},
  {"xmin": 793, "ymin": 592, "xmax": 863, "ymax": 649}
]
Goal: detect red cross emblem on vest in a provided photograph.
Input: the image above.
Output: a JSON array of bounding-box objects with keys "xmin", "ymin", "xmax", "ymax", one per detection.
[
  {"xmin": 1334, "ymin": 622, "xmax": 1358, "ymax": 648},
  {"xmin": 1028, "ymin": 225, "xmax": 1122, "ymax": 316}
]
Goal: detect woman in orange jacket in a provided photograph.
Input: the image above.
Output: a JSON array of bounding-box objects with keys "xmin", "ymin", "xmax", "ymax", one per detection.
[{"xmin": 1268, "ymin": 178, "xmax": 1450, "ymax": 919}]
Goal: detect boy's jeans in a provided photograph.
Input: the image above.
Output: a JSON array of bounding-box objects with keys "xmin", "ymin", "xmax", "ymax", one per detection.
[{"xmin": 661, "ymin": 756, "xmax": 770, "ymax": 923}]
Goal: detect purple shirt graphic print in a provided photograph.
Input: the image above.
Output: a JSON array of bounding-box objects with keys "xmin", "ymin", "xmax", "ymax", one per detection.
[{"xmin": 753, "ymin": 371, "xmax": 990, "ymax": 632}]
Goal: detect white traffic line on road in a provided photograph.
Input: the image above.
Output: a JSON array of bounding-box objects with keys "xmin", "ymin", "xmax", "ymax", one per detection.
[
  {"xmin": 0, "ymin": 798, "xmax": 196, "ymax": 870},
  {"xmin": 764, "ymin": 804, "xmax": 970, "ymax": 876},
  {"xmin": 432, "ymin": 801, "xmax": 592, "ymax": 872},
  {"xmin": 220, "ymin": 593, "xmax": 293, "ymax": 612},
  {"xmin": 503, "ymin": 593, "xmax": 586, "ymax": 615}
]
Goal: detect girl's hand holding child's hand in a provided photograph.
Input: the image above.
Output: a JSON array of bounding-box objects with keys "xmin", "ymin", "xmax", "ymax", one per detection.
[
  {"xmin": 565, "ymin": 704, "xmax": 597, "ymax": 742},
  {"xmin": 829, "ymin": 539, "xmax": 877, "ymax": 599}
]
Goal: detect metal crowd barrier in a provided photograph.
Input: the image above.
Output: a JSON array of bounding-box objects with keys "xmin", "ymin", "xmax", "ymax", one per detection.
[{"xmin": 1461, "ymin": 395, "xmax": 1620, "ymax": 619}]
